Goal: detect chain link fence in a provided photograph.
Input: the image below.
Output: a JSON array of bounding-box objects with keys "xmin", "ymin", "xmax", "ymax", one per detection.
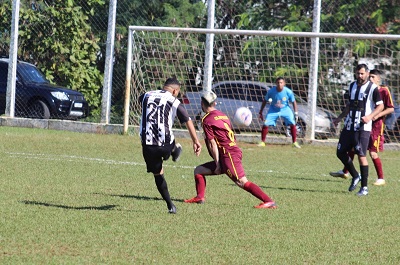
[{"xmin": 0, "ymin": 1, "xmax": 399, "ymax": 131}]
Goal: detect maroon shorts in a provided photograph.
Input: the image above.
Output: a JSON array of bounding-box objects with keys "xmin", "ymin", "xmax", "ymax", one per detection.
[
  {"xmin": 368, "ymin": 127, "xmax": 384, "ymax": 153},
  {"xmin": 201, "ymin": 151, "xmax": 246, "ymax": 181}
]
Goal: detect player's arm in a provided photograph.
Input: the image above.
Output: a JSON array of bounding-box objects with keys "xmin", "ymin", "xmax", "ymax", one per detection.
[
  {"xmin": 292, "ymin": 100, "xmax": 298, "ymax": 122},
  {"xmin": 177, "ymin": 104, "xmax": 202, "ymax": 156},
  {"xmin": 333, "ymin": 104, "xmax": 350, "ymax": 126},
  {"xmin": 373, "ymin": 87, "xmax": 395, "ymax": 120},
  {"xmin": 258, "ymin": 99, "xmax": 267, "ymax": 120},
  {"xmin": 362, "ymin": 88, "xmax": 383, "ymax": 124}
]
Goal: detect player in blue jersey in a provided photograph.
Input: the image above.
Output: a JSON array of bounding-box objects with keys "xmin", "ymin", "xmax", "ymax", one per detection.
[
  {"xmin": 258, "ymin": 77, "xmax": 301, "ymax": 148},
  {"xmin": 139, "ymin": 77, "xmax": 202, "ymax": 214}
]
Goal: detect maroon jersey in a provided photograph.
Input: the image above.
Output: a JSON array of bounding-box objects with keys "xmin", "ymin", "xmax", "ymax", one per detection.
[
  {"xmin": 372, "ymin": 86, "xmax": 395, "ymax": 132},
  {"xmin": 202, "ymin": 109, "xmax": 241, "ymax": 156}
]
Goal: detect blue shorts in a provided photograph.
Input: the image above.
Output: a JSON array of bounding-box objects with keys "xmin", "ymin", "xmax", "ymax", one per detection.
[{"xmin": 263, "ymin": 108, "xmax": 295, "ymax": 126}]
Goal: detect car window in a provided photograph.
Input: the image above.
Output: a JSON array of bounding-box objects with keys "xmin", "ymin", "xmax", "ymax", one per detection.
[
  {"xmin": 0, "ymin": 64, "xmax": 8, "ymax": 82},
  {"xmin": 247, "ymin": 84, "xmax": 266, "ymax": 102},
  {"xmin": 214, "ymin": 84, "xmax": 246, "ymax": 100},
  {"xmin": 18, "ymin": 63, "xmax": 49, "ymax": 84}
]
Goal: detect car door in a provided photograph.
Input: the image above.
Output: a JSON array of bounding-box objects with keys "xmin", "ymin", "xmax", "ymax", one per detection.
[{"xmin": 0, "ymin": 63, "xmax": 8, "ymax": 113}]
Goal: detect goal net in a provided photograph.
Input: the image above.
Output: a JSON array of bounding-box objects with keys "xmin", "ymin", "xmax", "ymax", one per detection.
[{"xmin": 125, "ymin": 26, "xmax": 400, "ymax": 144}]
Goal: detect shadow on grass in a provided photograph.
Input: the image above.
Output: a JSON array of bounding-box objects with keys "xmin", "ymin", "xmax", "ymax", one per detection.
[
  {"xmin": 96, "ymin": 193, "xmax": 185, "ymax": 203},
  {"xmin": 20, "ymin": 200, "xmax": 117, "ymax": 210},
  {"xmin": 257, "ymin": 185, "xmax": 348, "ymax": 194}
]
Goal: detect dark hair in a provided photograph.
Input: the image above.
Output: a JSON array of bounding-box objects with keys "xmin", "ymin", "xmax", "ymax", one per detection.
[
  {"xmin": 369, "ymin": 69, "xmax": 381, "ymax": 75},
  {"xmin": 164, "ymin": 77, "xmax": 181, "ymax": 87},
  {"xmin": 275, "ymin": 77, "xmax": 285, "ymax": 82},
  {"xmin": 201, "ymin": 97, "xmax": 212, "ymax": 107},
  {"xmin": 356, "ymin": 64, "xmax": 369, "ymax": 72}
]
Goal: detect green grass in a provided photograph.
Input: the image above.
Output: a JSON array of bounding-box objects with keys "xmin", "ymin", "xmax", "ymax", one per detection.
[{"xmin": 1, "ymin": 126, "xmax": 400, "ymax": 264}]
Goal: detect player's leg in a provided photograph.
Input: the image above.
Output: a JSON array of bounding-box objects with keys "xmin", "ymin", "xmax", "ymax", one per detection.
[
  {"xmin": 258, "ymin": 112, "xmax": 277, "ymax": 146},
  {"xmin": 355, "ymin": 131, "xmax": 371, "ymax": 196},
  {"xmin": 143, "ymin": 145, "xmax": 176, "ymax": 213},
  {"xmin": 369, "ymin": 130, "xmax": 386, "ymax": 186},
  {"xmin": 223, "ymin": 153, "xmax": 276, "ymax": 209},
  {"xmin": 329, "ymin": 150, "xmax": 353, "ymax": 179},
  {"xmin": 282, "ymin": 108, "xmax": 300, "ymax": 148},
  {"xmin": 184, "ymin": 161, "xmax": 216, "ymax": 204}
]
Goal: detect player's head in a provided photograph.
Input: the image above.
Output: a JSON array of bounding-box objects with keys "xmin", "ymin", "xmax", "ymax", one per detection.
[
  {"xmin": 275, "ymin": 77, "xmax": 285, "ymax": 91},
  {"xmin": 200, "ymin": 90, "xmax": 217, "ymax": 111},
  {"xmin": 163, "ymin": 77, "xmax": 181, "ymax": 97},
  {"xmin": 369, "ymin": 69, "xmax": 382, "ymax": 86},
  {"xmin": 355, "ymin": 64, "xmax": 369, "ymax": 85}
]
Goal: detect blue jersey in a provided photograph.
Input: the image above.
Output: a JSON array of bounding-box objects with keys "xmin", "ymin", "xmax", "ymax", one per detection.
[{"xmin": 265, "ymin": 86, "xmax": 295, "ymax": 113}]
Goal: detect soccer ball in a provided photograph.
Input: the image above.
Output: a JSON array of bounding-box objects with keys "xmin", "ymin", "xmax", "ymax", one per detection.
[{"xmin": 233, "ymin": 107, "xmax": 252, "ymax": 127}]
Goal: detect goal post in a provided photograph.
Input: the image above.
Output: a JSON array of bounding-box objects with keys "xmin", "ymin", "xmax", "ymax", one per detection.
[{"xmin": 125, "ymin": 26, "xmax": 400, "ymax": 143}]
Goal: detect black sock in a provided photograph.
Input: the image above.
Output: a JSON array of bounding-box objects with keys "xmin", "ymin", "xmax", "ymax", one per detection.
[
  {"xmin": 338, "ymin": 152, "xmax": 358, "ymax": 178},
  {"xmin": 154, "ymin": 174, "xmax": 173, "ymax": 209},
  {"xmin": 360, "ymin": 165, "xmax": 368, "ymax": 187}
]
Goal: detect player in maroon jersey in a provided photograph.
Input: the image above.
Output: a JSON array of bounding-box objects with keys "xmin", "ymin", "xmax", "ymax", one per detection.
[
  {"xmin": 329, "ymin": 69, "xmax": 394, "ymax": 186},
  {"xmin": 184, "ymin": 91, "xmax": 277, "ymax": 209}
]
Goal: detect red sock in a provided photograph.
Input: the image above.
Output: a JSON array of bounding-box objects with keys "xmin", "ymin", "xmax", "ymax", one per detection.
[
  {"xmin": 372, "ymin": 157, "xmax": 384, "ymax": 179},
  {"xmin": 195, "ymin": 174, "xmax": 206, "ymax": 198},
  {"xmin": 261, "ymin": 126, "xmax": 268, "ymax": 142},
  {"xmin": 290, "ymin": 125, "xmax": 297, "ymax": 143},
  {"xmin": 243, "ymin": 181, "xmax": 273, "ymax": 203},
  {"xmin": 343, "ymin": 151, "xmax": 355, "ymax": 174}
]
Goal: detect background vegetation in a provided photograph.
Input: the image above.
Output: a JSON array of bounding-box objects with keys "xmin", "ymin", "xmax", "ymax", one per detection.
[
  {"xmin": 0, "ymin": 0, "xmax": 399, "ymax": 122},
  {"xmin": 1, "ymin": 126, "xmax": 399, "ymax": 264}
]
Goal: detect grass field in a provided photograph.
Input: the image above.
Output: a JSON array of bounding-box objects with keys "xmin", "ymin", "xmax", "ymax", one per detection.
[{"xmin": 1, "ymin": 126, "xmax": 399, "ymax": 264}]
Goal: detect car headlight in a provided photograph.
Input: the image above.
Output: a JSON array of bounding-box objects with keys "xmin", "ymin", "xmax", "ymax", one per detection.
[{"xmin": 51, "ymin": 91, "xmax": 69, "ymax": 100}]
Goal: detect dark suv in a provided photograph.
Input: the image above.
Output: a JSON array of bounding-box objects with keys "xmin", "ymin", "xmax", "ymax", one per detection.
[{"xmin": 0, "ymin": 58, "xmax": 89, "ymax": 119}]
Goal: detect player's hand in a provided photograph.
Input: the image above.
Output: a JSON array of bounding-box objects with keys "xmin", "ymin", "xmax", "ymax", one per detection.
[
  {"xmin": 294, "ymin": 112, "xmax": 299, "ymax": 123},
  {"xmin": 332, "ymin": 118, "xmax": 341, "ymax": 126},
  {"xmin": 193, "ymin": 142, "xmax": 202, "ymax": 156}
]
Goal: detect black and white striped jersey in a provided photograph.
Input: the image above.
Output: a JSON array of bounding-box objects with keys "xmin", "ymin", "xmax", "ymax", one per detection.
[
  {"xmin": 139, "ymin": 90, "xmax": 190, "ymax": 146},
  {"xmin": 343, "ymin": 81, "xmax": 382, "ymax": 132}
]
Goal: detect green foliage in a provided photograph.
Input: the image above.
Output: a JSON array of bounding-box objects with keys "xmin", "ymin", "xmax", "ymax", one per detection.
[{"xmin": 0, "ymin": 1, "xmax": 105, "ymax": 109}]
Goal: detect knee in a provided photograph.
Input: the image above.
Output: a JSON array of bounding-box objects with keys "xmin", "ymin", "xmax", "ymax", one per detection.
[{"xmin": 370, "ymin": 152, "xmax": 378, "ymax": 160}]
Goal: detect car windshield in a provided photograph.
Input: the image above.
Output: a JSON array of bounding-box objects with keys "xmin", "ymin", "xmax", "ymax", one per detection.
[{"xmin": 18, "ymin": 63, "xmax": 49, "ymax": 84}]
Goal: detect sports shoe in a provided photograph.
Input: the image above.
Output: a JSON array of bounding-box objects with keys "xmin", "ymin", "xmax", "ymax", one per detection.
[
  {"xmin": 373, "ymin": 179, "xmax": 386, "ymax": 186},
  {"xmin": 292, "ymin": 142, "xmax": 301, "ymax": 148},
  {"xmin": 171, "ymin": 143, "xmax": 182, "ymax": 162},
  {"xmin": 329, "ymin": 170, "xmax": 351, "ymax": 179},
  {"xmin": 184, "ymin": 197, "xmax": 205, "ymax": 204},
  {"xmin": 168, "ymin": 204, "xmax": 177, "ymax": 214},
  {"xmin": 356, "ymin": 186, "xmax": 369, "ymax": 196},
  {"xmin": 348, "ymin": 174, "xmax": 361, "ymax": 192},
  {"xmin": 254, "ymin": 201, "xmax": 277, "ymax": 209},
  {"xmin": 257, "ymin": 142, "xmax": 266, "ymax": 147}
]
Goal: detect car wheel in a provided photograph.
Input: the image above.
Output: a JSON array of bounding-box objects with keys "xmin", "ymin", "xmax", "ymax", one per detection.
[
  {"xmin": 29, "ymin": 100, "xmax": 50, "ymax": 119},
  {"xmin": 286, "ymin": 119, "xmax": 306, "ymax": 138}
]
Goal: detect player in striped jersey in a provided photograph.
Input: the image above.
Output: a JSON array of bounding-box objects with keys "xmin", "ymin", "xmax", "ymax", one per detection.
[
  {"xmin": 139, "ymin": 77, "xmax": 202, "ymax": 214},
  {"xmin": 333, "ymin": 64, "xmax": 384, "ymax": 196},
  {"xmin": 329, "ymin": 69, "xmax": 394, "ymax": 186}
]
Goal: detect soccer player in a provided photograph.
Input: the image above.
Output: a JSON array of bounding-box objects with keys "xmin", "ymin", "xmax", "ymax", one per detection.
[
  {"xmin": 258, "ymin": 77, "xmax": 301, "ymax": 148},
  {"xmin": 329, "ymin": 69, "xmax": 394, "ymax": 186},
  {"xmin": 184, "ymin": 91, "xmax": 277, "ymax": 209},
  {"xmin": 332, "ymin": 64, "xmax": 384, "ymax": 196},
  {"xmin": 139, "ymin": 77, "xmax": 202, "ymax": 214}
]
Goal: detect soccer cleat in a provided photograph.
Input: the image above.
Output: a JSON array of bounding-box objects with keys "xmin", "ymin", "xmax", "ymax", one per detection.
[
  {"xmin": 168, "ymin": 204, "xmax": 177, "ymax": 214},
  {"xmin": 171, "ymin": 143, "xmax": 182, "ymax": 162},
  {"xmin": 292, "ymin": 142, "xmax": 301, "ymax": 148},
  {"xmin": 184, "ymin": 197, "xmax": 205, "ymax": 204},
  {"xmin": 329, "ymin": 170, "xmax": 351, "ymax": 179},
  {"xmin": 373, "ymin": 179, "xmax": 386, "ymax": 186},
  {"xmin": 356, "ymin": 186, "xmax": 369, "ymax": 196},
  {"xmin": 257, "ymin": 142, "xmax": 266, "ymax": 147},
  {"xmin": 348, "ymin": 174, "xmax": 361, "ymax": 192},
  {"xmin": 254, "ymin": 201, "xmax": 277, "ymax": 209}
]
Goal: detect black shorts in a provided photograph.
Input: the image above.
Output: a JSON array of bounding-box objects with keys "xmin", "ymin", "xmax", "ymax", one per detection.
[
  {"xmin": 337, "ymin": 130, "xmax": 370, "ymax": 157},
  {"xmin": 142, "ymin": 142, "xmax": 174, "ymax": 174}
]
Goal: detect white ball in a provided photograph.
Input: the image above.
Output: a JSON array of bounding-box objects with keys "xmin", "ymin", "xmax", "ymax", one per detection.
[{"xmin": 233, "ymin": 107, "xmax": 252, "ymax": 127}]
